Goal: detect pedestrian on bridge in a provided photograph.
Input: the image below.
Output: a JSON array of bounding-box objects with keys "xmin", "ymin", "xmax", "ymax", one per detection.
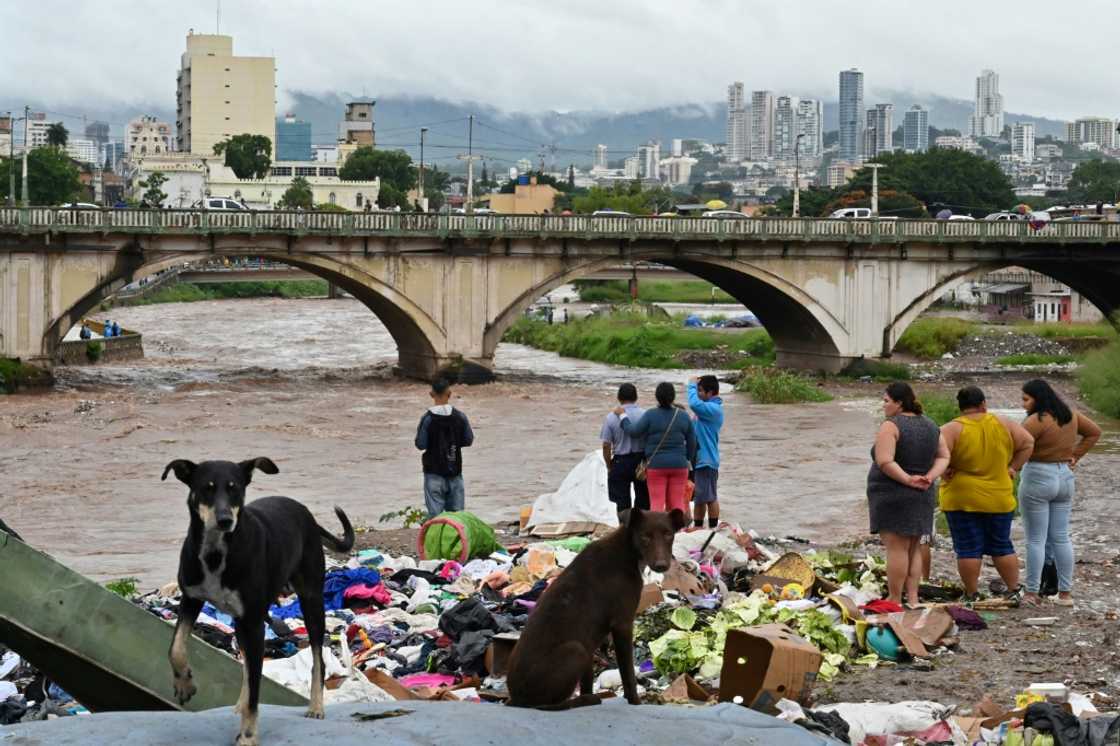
[{"xmin": 415, "ymin": 379, "xmax": 475, "ymax": 519}]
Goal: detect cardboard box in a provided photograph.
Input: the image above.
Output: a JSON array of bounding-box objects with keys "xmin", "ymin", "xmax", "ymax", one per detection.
[
  {"xmin": 717, "ymin": 624, "xmax": 822, "ymax": 713},
  {"xmin": 636, "ymin": 584, "xmax": 664, "ymax": 614},
  {"xmin": 484, "ymin": 631, "xmax": 521, "ymax": 677}
]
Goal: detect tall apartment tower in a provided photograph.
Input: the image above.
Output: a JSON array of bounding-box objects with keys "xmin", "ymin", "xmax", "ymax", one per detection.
[
  {"xmin": 870, "ymin": 103, "xmax": 894, "ymax": 156},
  {"xmin": 725, "ymin": 82, "xmax": 748, "ymax": 162},
  {"xmin": 594, "ymin": 144, "xmax": 608, "ymax": 169},
  {"xmin": 774, "ymin": 96, "xmax": 797, "ymax": 159},
  {"xmin": 176, "ymin": 32, "xmax": 276, "ymax": 156},
  {"xmin": 750, "ymin": 90, "xmax": 775, "ymax": 160},
  {"xmin": 640, "ymin": 140, "xmax": 661, "ymax": 180},
  {"xmin": 969, "ymin": 69, "xmax": 1004, "ymax": 139},
  {"xmin": 839, "ymin": 68, "xmax": 865, "ymax": 161},
  {"xmin": 1066, "ymin": 117, "xmax": 1116, "ymax": 149},
  {"xmin": 903, "ymin": 105, "xmax": 929, "ymax": 152},
  {"xmin": 1012, "ymin": 122, "xmax": 1035, "ymax": 161},
  {"xmin": 796, "ymin": 99, "xmax": 823, "ymax": 157}
]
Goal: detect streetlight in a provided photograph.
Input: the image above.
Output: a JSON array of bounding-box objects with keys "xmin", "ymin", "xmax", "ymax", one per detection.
[
  {"xmin": 419, "ymin": 127, "xmax": 428, "ymax": 211},
  {"xmin": 865, "ymin": 162, "xmax": 886, "ymax": 217},
  {"xmin": 793, "ymin": 133, "xmax": 805, "ymax": 218}
]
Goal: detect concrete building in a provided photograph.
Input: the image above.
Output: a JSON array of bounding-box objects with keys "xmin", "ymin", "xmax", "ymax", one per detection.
[
  {"xmin": 84, "ymin": 121, "xmax": 110, "ymax": 150},
  {"xmin": 826, "ymin": 160, "xmax": 858, "ymax": 188},
  {"xmin": 775, "ymin": 96, "xmax": 797, "ymax": 160},
  {"xmin": 864, "ymin": 104, "xmax": 893, "ymax": 158},
  {"xmin": 483, "ymin": 178, "xmax": 560, "ymax": 214},
  {"xmin": 65, "ymin": 139, "xmax": 99, "ymax": 165},
  {"xmin": 176, "ymin": 32, "xmax": 276, "ymax": 156},
  {"xmin": 102, "ymin": 142, "xmax": 127, "ymax": 174},
  {"xmin": 594, "ymin": 144, "xmax": 608, "ymax": 169},
  {"xmin": 903, "ymin": 105, "xmax": 929, "ymax": 153},
  {"xmin": 623, "ymin": 155, "xmax": 640, "ymax": 179},
  {"xmin": 312, "ymin": 145, "xmax": 339, "ymax": 163},
  {"xmin": 1036, "ymin": 143, "xmax": 1062, "ymax": 160},
  {"xmin": 750, "ymin": 90, "xmax": 775, "ymax": 161},
  {"xmin": 639, "ymin": 140, "xmax": 661, "ymax": 180},
  {"xmin": 1011, "ymin": 122, "xmax": 1035, "ymax": 162},
  {"xmin": 1065, "ymin": 117, "xmax": 1116, "ymax": 150},
  {"xmin": 671, "ymin": 139, "xmax": 683, "ymax": 158},
  {"xmin": 662, "ymin": 155, "xmax": 697, "ymax": 185},
  {"xmin": 0, "ymin": 115, "xmax": 11, "ymax": 156},
  {"xmin": 276, "ymin": 115, "xmax": 312, "ymax": 161},
  {"xmin": 934, "ymin": 135, "xmax": 968, "ymax": 151},
  {"xmin": 797, "ymin": 99, "xmax": 823, "ymax": 158},
  {"xmin": 126, "ymin": 115, "xmax": 173, "ymax": 157},
  {"xmin": 27, "ymin": 114, "xmax": 55, "ymax": 150},
  {"xmin": 838, "ymin": 69, "xmax": 864, "ymax": 162},
  {"xmin": 725, "ymin": 82, "xmax": 748, "ymax": 162},
  {"xmin": 339, "ymin": 101, "xmax": 375, "ymax": 147},
  {"xmin": 969, "ymin": 69, "xmax": 1004, "ymax": 138}
]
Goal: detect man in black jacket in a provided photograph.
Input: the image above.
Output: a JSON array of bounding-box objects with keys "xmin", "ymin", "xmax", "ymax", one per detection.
[{"xmin": 415, "ymin": 379, "xmax": 475, "ymax": 518}]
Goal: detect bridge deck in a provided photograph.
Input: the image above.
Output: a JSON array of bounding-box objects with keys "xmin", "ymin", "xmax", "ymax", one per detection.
[{"xmin": 4, "ymin": 208, "xmax": 1120, "ymax": 244}]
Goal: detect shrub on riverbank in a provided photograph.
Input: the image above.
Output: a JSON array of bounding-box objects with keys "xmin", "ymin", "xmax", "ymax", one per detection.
[
  {"xmin": 895, "ymin": 318, "xmax": 976, "ymax": 359},
  {"xmin": 995, "ymin": 352, "xmax": 1076, "ymax": 366},
  {"xmin": 1006, "ymin": 320, "xmax": 1117, "ymax": 340},
  {"xmin": 735, "ymin": 368, "xmax": 832, "ymax": 404},
  {"xmin": 839, "ymin": 358, "xmax": 911, "ymax": 381},
  {"xmin": 0, "ymin": 359, "xmax": 51, "ymax": 394},
  {"xmin": 1079, "ymin": 341, "xmax": 1120, "ymax": 418},
  {"xmin": 502, "ymin": 313, "xmax": 773, "ymax": 369},
  {"xmin": 110, "ymin": 280, "xmax": 330, "ymax": 307},
  {"xmin": 574, "ymin": 280, "xmax": 736, "ymax": 304}
]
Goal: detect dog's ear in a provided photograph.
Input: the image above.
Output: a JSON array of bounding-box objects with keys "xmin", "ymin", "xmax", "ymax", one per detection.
[
  {"xmin": 239, "ymin": 457, "xmax": 279, "ymax": 484},
  {"xmin": 161, "ymin": 459, "xmax": 196, "ymax": 485},
  {"xmin": 668, "ymin": 508, "xmax": 687, "ymax": 532}
]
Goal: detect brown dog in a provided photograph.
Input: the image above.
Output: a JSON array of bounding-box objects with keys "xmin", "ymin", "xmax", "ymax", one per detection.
[{"xmin": 506, "ymin": 508, "xmax": 686, "ymax": 708}]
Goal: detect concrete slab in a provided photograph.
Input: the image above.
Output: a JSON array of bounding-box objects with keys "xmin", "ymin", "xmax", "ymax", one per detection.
[{"xmin": 1, "ymin": 699, "xmax": 841, "ymax": 745}]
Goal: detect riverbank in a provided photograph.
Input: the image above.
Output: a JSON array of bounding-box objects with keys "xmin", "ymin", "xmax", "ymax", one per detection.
[
  {"xmin": 573, "ymin": 279, "xmax": 735, "ymax": 304},
  {"xmin": 106, "ymin": 279, "xmax": 329, "ymax": 308}
]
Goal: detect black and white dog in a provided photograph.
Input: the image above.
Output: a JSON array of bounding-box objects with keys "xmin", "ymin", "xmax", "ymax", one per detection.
[{"xmin": 163, "ymin": 458, "xmax": 354, "ymax": 746}]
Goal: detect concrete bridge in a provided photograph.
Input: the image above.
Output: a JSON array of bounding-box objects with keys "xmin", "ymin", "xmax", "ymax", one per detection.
[{"xmin": 2, "ymin": 207, "xmax": 1118, "ymax": 381}]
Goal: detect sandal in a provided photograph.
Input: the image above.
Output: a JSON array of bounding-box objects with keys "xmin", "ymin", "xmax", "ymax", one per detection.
[
  {"xmin": 1020, "ymin": 593, "xmax": 1045, "ymax": 607},
  {"xmin": 1053, "ymin": 596, "xmax": 1074, "ymax": 607},
  {"xmin": 1004, "ymin": 585, "xmax": 1025, "ymax": 608}
]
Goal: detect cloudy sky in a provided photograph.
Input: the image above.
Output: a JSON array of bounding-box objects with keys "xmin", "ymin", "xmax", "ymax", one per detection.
[{"xmin": 0, "ymin": 0, "xmax": 1111, "ymax": 120}]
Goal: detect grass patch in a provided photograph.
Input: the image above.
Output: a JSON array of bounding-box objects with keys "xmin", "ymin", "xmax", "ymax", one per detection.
[
  {"xmin": 1079, "ymin": 341, "xmax": 1120, "ymax": 418},
  {"xmin": 895, "ymin": 318, "xmax": 976, "ymax": 359},
  {"xmin": 1005, "ymin": 321, "xmax": 1117, "ymax": 339},
  {"xmin": 502, "ymin": 312, "xmax": 773, "ymax": 369},
  {"xmin": 922, "ymin": 394, "xmax": 959, "ymax": 426},
  {"xmin": 0, "ymin": 359, "xmax": 51, "ymax": 394},
  {"xmin": 104, "ymin": 577, "xmax": 140, "ymax": 597},
  {"xmin": 574, "ymin": 280, "xmax": 736, "ymax": 304},
  {"xmin": 735, "ymin": 368, "xmax": 832, "ymax": 404},
  {"xmin": 996, "ymin": 353, "xmax": 1077, "ymax": 366},
  {"xmin": 840, "ymin": 358, "xmax": 911, "ymax": 381},
  {"xmin": 110, "ymin": 280, "xmax": 330, "ymax": 307}
]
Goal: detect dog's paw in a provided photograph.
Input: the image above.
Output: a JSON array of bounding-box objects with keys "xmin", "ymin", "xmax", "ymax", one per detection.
[
  {"xmin": 172, "ymin": 669, "xmax": 196, "ymax": 705},
  {"xmin": 304, "ymin": 706, "xmax": 325, "ymax": 720},
  {"xmin": 234, "ymin": 732, "xmax": 259, "ymax": 746}
]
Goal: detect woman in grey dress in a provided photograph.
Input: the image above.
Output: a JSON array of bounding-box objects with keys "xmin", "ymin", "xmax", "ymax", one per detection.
[{"xmin": 868, "ymin": 382, "xmax": 950, "ymax": 605}]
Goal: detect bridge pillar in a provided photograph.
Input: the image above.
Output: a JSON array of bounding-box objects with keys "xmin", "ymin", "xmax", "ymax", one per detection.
[{"xmin": 0, "ymin": 251, "xmax": 53, "ymax": 365}]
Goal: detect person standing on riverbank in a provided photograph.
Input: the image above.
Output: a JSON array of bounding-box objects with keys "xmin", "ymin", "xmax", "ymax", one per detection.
[
  {"xmin": 1018, "ymin": 379, "xmax": 1101, "ymax": 607},
  {"xmin": 867, "ymin": 382, "xmax": 949, "ymax": 606},
  {"xmin": 616, "ymin": 382, "xmax": 696, "ymax": 517},
  {"xmin": 687, "ymin": 375, "xmax": 724, "ymax": 529},
  {"xmin": 939, "ymin": 385, "xmax": 1034, "ymax": 602},
  {"xmin": 415, "ymin": 379, "xmax": 475, "ymax": 519},
  {"xmin": 601, "ymin": 383, "xmax": 650, "ymax": 513}
]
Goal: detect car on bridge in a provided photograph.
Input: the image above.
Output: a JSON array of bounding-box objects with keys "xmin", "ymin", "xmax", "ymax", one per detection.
[
  {"xmin": 701, "ymin": 210, "xmax": 748, "ymax": 219},
  {"xmin": 193, "ymin": 196, "xmax": 250, "ymax": 211},
  {"xmin": 591, "ymin": 209, "xmax": 631, "ymax": 217},
  {"xmin": 58, "ymin": 202, "xmax": 101, "ymax": 210}
]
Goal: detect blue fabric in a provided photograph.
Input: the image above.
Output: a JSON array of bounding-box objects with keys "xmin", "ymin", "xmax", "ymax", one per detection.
[
  {"xmin": 1019, "ymin": 461, "xmax": 1075, "ymax": 593},
  {"xmin": 687, "ymin": 383, "xmax": 724, "ymax": 469},
  {"xmin": 269, "ymin": 598, "xmax": 304, "ymax": 620},
  {"xmin": 620, "ymin": 405, "xmax": 696, "ymax": 470},
  {"xmin": 323, "ymin": 568, "xmax": 383, "ymax": 611},
  {"xmin": 944, "ymin": 510, "xmax": 1015, "ymax": 559}
]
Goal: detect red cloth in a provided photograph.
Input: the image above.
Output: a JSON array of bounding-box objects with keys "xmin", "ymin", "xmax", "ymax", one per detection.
[
  {"xmin": 860, "ymin": 599, "xmax": 905, "ymax": 614},
  {"xmin": 647, "ymin": 467, "xmax": 690, "ymax": 513}
]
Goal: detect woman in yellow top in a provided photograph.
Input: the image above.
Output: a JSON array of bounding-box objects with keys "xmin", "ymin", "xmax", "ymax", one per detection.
[
  {"xmin": 1018, "ymin": 379, "xmax": 1102, "ymax": 607},
  {"xmin": 940, "ymin": 386, "xmax": 1034, "ymax": 601}
]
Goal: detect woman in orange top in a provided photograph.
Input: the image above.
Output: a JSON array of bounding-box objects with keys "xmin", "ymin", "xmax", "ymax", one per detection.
[
  {"xmin": 1018, "ymin": 379, "xmax": 1102, "ymax": 607},
  {"xmin": 939, "ymin": 386, "xmax": 1034, "ymax": 601}
]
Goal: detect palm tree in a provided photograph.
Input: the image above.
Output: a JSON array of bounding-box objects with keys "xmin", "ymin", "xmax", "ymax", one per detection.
[{"xmin": 46, "ymin": 123, "xmax": 69, "ymax": 148}]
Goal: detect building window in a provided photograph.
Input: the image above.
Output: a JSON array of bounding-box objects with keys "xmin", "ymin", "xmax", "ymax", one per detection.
[
  {"xmin": 356, "ymin": 192, "xmax": 363, "ymax": 206},
  {"xmin": 328, "ymin": 192, "xmax": 336, "ymax": 204},
  {"xmin": 318, "ymin": 167, "xmax": 336, "ymax": 176},
  {"xmin": 140, "ymin": 145, "xmax": 147, "ymax": 154},
  {"xmin": 271, "ymin": 166, "xmax": 292, "ymax": 176},
  {"xmin": 295, "ymin": 167, "xmax": 316, "ymax": 177}
]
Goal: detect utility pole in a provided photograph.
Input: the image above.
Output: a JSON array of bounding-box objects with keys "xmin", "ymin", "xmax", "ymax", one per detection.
[
  {"xmin": 793, "ymin": 133, "xmax": 805, "ymax": 218},
  {"xmin": 865, "ymin": 162, "xmax": 886, "ymax": 217},
  {"xmin": 21, "ymin": 106, "xmax": 30, "ymax": 207},
  {"xmin": 6, "ymin": 111, "xmax": 14, "ymax": 206},
  {"xmin": 418, "ymin": 127, "xmax": 428, "ymax": 210},
  {"xmin": 457, "ymin": 115, "xmax": 481, "ymax": 215}
]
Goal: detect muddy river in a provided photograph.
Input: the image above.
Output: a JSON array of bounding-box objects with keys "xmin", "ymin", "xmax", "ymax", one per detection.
[{"xmin": 2, "ymin": 296, "xmax": 1116, "ymax": 587}]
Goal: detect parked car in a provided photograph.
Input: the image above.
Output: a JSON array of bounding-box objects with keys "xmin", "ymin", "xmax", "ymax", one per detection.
[
  {"xmin": 452, "ymin": 207, "xmax": 495, "ymax": 215},
  {"xmin": 947, "ymin": 215, "xmax": 975, "ymax": 221},
  {"xmin": 193, "ymin": 196, "xmax": 249, "ymax": 211},
  {"xmin": 701, "ymin": 210, "xmax": 748, "ymax": 219},
  {"xmin": 982, "ymin": 212, "xmax": 1023, "ymax": 221}
]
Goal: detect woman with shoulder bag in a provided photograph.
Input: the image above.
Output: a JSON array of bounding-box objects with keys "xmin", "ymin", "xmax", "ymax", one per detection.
[{"xmin": 615, "ymin": 382, "xmax": 697, "ymax": 517}]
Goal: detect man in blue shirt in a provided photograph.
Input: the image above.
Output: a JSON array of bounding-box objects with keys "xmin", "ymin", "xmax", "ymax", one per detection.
[
  {"xmin": 687, "ymin": 375, "xmax": 724, "ymax": 528},
  {"xmin": 600, "ymin": 383, "xmax": 649, "ymax": 513}
]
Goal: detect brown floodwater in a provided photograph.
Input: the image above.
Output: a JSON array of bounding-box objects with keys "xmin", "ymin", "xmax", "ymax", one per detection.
[{"xmin": 1, "ymin": 297, "xmax": 1116, "ymax": 587}]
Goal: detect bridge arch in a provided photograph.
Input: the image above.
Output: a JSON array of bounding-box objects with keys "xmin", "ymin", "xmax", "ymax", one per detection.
[
  {"xmin": 484, "ymin": 253, "xmax": 850, "ymax": 371},
  {"xmin": 44, "ymin": 249, "xmax": 449, "ymax": 378}
]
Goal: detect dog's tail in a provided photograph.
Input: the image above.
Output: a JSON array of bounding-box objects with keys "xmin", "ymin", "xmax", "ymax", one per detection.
[{"xmin": 319, "ymin": 506, "xmax": 355, "ymax": 553}]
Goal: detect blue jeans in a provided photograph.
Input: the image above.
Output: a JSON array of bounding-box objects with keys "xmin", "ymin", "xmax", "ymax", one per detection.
[
  {"xmin": 1018, "ymin": 461, "xmax": 1075, "ymax": 593},
  {"xmin": 424, "ymin": 473, "xmax": 465, "ymax": 518}
]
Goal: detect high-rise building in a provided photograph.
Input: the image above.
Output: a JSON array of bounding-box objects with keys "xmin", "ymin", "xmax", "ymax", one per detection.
[
  {"xmin": 774, "ymin": 96, "xmax": 797, "ymax": 159},
  {"xmin": 1065, "ymin": 117, "xmax": 1116, "ymax": 149},
  {"xmin": 26, "ymin": 113, "xmax": 54, "ymax": 150},
  {"xmin": 594, "ymin": 144, "xmax": 608, "ymax": 169},
  {"xmin": 750, "ymin": 90, "xmax": 775, "ymax": 160},
  {"xmin": 867, "ymin": 103, "xmax": 893, "ymax": 157},
  {"xmin": 903, "ymin": 105, "xmax": 929, "ymax": 153},
  {"xmin": 671, "ymin": 138, "xmax": 683, "ymax": 158},
  {"xmin": 796, "ymin": 99, "xmax": 823, "ymax": 157},
  {"xmin": 0, "ymin": 115, "xmax": 11, "ymax": 155},
  {"xmin": 276, "ymin": 114, "xmax": 312, "ymax": 161},
  {"xmin": 176, "ymin": 31, "xmax": 276, "ymax": 156},
  {"xmin": 639, "ymin": 140, "xmax": 661, "ymax": 180},
  {"xmin": 84, "ymin": 121, "xmax": 110, "ymax": 150},
  {"xmin": 969, "ymin": 69, "xmax": 1004, "ymax": 139},
  {"xmin": 65, "ymin": 139, "xmax": 99, "ymax": 164},
  {"xmin": 1012, "ymin": 122, "xmax": 1035, "ymax": 161},
  {"xmin": 839, "ymin": 69, "xmax": 865, "ymax": 161},
  {"xmin": 102, "ymin": 141, "xmax": 127, "ymax": 173},
  {"xmin": 126, "ymin": 115, "xmax": 174, "ymax": 157},
  {"xmin": 623, "ymin": 155, "xmax": 640, "ymax": 179},
  {"xmin": 725, "ymin": 82, "xmax": 748, "ymax": 162},
  {"xmin": 863, "ymin": 110, "xmax": 878, "ymax": 162}
]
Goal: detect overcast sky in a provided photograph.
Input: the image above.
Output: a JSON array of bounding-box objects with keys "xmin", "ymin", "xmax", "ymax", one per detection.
[{"xmin": 0, "ymin": 1, "xmax": 1112, "ymax": 121}]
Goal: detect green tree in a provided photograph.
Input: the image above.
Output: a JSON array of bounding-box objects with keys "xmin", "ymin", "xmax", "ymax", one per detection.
[
  {"xmin": 0, "ymin": 149, "xmax": 82, "ymax": 205},
  {"xmin": 1065, "ymin": 159, "xmax": 1120, "ymax": 204},
  {"xmin": 770, "ymin": 186, "xmax": 837, "ymax": 217},
  {"xmin": 139, "ymin": 172, "xmax": 168, "ymax": 206},
  {"xmin": 278, "ymin": 176, "xmax": 313, "ymax": 209},
  {"xmin": 315, "ymin": 202, "xmax": 348, "ymax": 212},
  {"xmin": 418, "ymin": 166, "xmax": 449, "ymax": 211},
  {"xmin": 845, "ymin": 149, "xmax": 1015, "ymax": 217},
  {"xmin": 213, "ymin": 134, "xmax": 272, "ymax": 179},
  {"xmin": 339, "ymin": 147, "xmax": 417, "ymax": 193},
  {"xmin": 571, "ymin": 181, "xmax": 674, "ymax": 214},
  {"xmin": 46, "ymin": 123, "xmax": 69, "ymax": 148},
  {"xmin": 377, "ymin": 183, "xmax": 410, "ymax": 210}
]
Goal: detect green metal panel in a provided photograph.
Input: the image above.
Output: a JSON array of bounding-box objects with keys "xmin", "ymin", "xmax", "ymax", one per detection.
[{"xmin": 0, "ymin": 529, "xmax": 307, "ymax": 712}]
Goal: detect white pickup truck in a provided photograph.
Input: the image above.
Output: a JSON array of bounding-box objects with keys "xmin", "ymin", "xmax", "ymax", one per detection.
[{"xmin": 828, "ymin": 207, "xmax": 897, "ymax": 219}]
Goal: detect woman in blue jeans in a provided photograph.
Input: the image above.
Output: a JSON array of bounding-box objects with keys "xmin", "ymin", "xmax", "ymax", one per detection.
[{"xmin": 1019, "ymin": 379, "xmax": 1101, "ymax": 607}]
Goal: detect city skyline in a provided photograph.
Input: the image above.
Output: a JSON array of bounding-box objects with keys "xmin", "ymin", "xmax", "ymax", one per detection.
[{"xmin": 1, "ymin": 0, "xmax": 1117, "ymax": 121}]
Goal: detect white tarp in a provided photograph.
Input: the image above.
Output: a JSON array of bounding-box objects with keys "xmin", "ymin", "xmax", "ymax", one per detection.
[{"xmin": 527, "ymin": 451, "xmax": 619, "ymax": 529}]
